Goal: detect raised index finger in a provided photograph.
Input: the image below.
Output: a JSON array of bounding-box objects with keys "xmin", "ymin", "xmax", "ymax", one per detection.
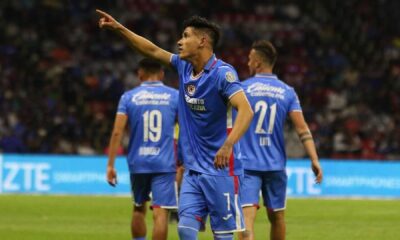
[{"xmin": 96, "ymin": 9, "xmax": 111, "ymax": 18}]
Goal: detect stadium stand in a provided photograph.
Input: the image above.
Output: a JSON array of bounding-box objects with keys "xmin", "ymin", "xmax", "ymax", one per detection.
[{"xmin": 0, "ymin": 0, "xmax": 399, "ymax": 159}]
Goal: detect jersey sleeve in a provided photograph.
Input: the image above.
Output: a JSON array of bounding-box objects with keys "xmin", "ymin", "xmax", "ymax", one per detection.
[
  {"xmin": 216, "ymin": 66, "xmax": 243, "ymax": 99},
  {"xmin": 170, "ymin": 54, "xmax": 184, "ymax": 72},
  {"xmin": 288, "ymin": 89, "xmax": 302, "ymax": 112},
  {"xmin": 171, "ymin": 89, "xmax": 179, "ymax": 115},
  {"xmin": 174, "ymin": 89, "xmax": 179, "ymax": 112},
  {"xmin": 116, "ymin": 93, "xmax": 129, "ymax": 115}
]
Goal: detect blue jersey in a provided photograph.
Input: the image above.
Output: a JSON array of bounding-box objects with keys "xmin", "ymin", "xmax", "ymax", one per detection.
[
  {"xmin": 171, "ymin": 54, "xmax": 243, "ymax": 176},
  {"xmin": 239, "ymin": 74, "xmax": 302, "ymax": 171},
  {"xmin": 117, "ymin": 81, "xmax": 179, "ymax": 173}
]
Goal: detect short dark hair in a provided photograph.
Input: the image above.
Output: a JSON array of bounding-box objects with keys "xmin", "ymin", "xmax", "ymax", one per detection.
[
  {"xmin": 183, "ymin": 16, "xmax": 221, "ymax": 49},
  {"xmin": 138, "ymin": 58, "xmax": 163, "ymax": 74},
  {"xmin": 252, "ymin": 40, "xmax": 277, "ymax": 67}
]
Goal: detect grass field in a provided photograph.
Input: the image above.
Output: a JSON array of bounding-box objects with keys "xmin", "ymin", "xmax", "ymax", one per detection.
[{"xmin": 0, "ymin": 195, "xmax": 399, "ymax": 240}]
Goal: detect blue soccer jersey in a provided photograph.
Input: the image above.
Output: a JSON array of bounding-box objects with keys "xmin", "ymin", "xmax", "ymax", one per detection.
[
  {"xmin": 117, "ymin": 81, "xmax": 179, "ymax": 173},
  {"xmin": 170, "ymin": 54, "xmax": 243, "ymax": 176},
  {"xmin": 239, "ymin": 74, "xmax": 302, "ymax": 171}
]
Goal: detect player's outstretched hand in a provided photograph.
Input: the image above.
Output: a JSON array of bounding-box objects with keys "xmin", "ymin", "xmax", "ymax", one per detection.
[
  {"xmin": 106, "ymin": 166, "xmax": 118, "ymax": 187},
  {"xmin": 214, "ymin": 142, "xmax": 233, "ymax": 169},
  {"xmin": 96, "ymin": 9, "xmax": 121, "ymax": 30},
  {"xmin": 311, "ymin": 160, "xmax": 323, "ymax": 184}
]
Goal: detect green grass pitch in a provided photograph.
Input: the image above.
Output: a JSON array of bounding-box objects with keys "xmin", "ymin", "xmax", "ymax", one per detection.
[{"xmin": 0, "ymin": 195, "xmax": 399, "ymax": 240}]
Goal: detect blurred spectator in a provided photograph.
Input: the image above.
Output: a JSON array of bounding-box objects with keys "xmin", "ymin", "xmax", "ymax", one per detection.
[{"xmin": 0, "ymin": 0, "xmax": 399, "ymax": 160}]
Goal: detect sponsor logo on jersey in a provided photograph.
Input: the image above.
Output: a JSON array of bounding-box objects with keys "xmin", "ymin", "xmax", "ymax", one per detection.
[
  {"xmin": 222, "ymin": 214, "xmax": 233, "ymax": 221},
  {"xmin": 247, "ymin": 82, "xmax": 286, "ymax": 99},
  {"xmin": 185, "ymin": 94, "xmax": 206, "ymax": 111},
  {"xmin": 131, "ymin": 90, "xmax": 171, "ymax": 105}
]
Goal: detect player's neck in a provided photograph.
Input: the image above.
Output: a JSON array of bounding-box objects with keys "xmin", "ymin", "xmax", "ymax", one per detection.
[
  {"xmin": 141, "ymin": 74, "xmax": 162, "ymax": 82},
  {"xmin": 190, "ymin": 50, "xmax": 213, "ymax": 75},
  {"xmin": 256, "ymin": 66, "xmax": 273, "ymax": 75},
  {"xmin": 143, "ymin": 79, "xmax": 160, "ymax": 82}
]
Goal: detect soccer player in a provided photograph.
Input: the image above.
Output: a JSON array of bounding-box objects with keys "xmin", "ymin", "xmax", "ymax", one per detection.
[
  {"xmin": 106, "ymin": 58, "xmax": 179, "ymax": 240},
  {"xmin": 97, "ymin": 10, "xmax": 254, "ymax": 240},
  {"xmin": 239, "ymin": 40, "xmax": 323, "ymax": 240}
]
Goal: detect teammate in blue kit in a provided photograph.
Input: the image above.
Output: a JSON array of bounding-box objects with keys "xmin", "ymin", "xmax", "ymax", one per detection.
[
  {"xmin": 238, "ymin": 40, "xmax": 323, "ymax": 240},
  {"xmin": 97, "ymin": 10, "xmax": 254, "ymax": 240},
  {"xmin": 106, "ymin": 58, "xmax": 179, "ymax": 240}
]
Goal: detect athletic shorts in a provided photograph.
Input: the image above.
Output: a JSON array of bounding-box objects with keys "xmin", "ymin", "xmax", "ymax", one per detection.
[
  {"xmin": 178, "ymin": 170, "xmax": 245, "ymax": 234},
  {"xmin": 241, "ymin": 170, "xmax": 287, "ymax": 211},
  {"xmin": 130, "ymin": 172, "xmax": 177, "ymax": 209}
]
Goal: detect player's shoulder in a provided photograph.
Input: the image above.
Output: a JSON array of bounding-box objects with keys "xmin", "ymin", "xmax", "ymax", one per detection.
[
  {"xmin": 160, "ymin": 84, "xmax": 178, "ymax": 91},
  {"xmin": 172, "ymin": 54, "xmax": 190, "ymax": 68},
  {"xmin": 121, "ymin": 86, "xmax": 139, "ymax": 97},
  {"xmin": 215, "ymin": 59, "xmax": 236, "ymax": 73},
  {"xmin": 241, "ymin": 76, "xmax": 258, "ymax": 86},
  {"xmin": 214, "ymin": 60, "xmax": 239, "ymax": 82},
  {"xmin": 263, "ymin": 75, "xmax": 295, "ymax": 91},
  {"xmin": 160, "ymin": 85, "xmax": 179, "ymax": 95},
  {"xmin": 242, "ymin": 75, "xmax": 297, "ymax": 94},
  {"xmin": 241, "ymin": 75, "xmax": 274, "ymax": 89},
  {"xmin": 274, "ymin": 77, "xmax": 293, "ymax": 89},
  {"xmin": 117, "ymin": 87, "xmax": 140, "ymax": 105},
  {"xmin": 271, "ymin": 78, "xmax": 298, "ymax": 98},
  {"xmin": 278, "ymin": 79, "xmax": 297, "ymax": 93},
  {"xmin": 272, "ymin": 78, "xmax": 299, "ymax": 102}
]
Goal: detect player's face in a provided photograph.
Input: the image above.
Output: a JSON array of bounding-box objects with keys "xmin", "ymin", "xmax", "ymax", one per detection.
[
  {"xmin": 247, "ymin": 49, "xmax": 259, "ymax": 76},
  {"xmin": 177, "ymin": 27, "xmax": 202, "ymax": 60}
]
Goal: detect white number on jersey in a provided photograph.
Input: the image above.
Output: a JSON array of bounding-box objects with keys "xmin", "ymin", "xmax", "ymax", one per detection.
[
  {"xmin": 254, "ymin": 101, "xmax": 277, "ymax": 134},
  {"xmin": 142, "ymin": 110, "xmax": 162, "ymax": 142}
]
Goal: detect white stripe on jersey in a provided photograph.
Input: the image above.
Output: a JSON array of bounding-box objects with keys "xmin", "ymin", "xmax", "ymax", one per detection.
[
  {"xmin": 217, "ymin": 66, "xmax": 231, "ymax": 70},
  {"xmin": 174, "ymin": 181, "xmax": 179, "ymax": 207},
  {"xmin": 234, "ymin": 193, "xmax": 242, "ymax": 231},
  {"xmin": 228, "ymin": 89, "xmax": 243, "ymax": 99}
]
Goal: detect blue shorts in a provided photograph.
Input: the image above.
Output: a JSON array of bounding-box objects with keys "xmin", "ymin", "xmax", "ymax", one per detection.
[
  {"xmin": 179, "ymin": 170, "xmax": 245, "ymax": 234},
  {"xmin": 130, "ymin": 173, "xmax": 177, "ymax": 209},
  {"xmin": 241, "ymin": 170, "xmax": 287, "ymax": 211}
]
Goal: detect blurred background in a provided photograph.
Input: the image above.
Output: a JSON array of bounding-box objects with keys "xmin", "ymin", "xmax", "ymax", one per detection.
[{"xmin": 1, "ymin": 0, "xmax": 400, "ymax": 160}]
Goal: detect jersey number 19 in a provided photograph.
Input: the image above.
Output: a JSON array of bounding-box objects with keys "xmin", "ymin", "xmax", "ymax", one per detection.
[{"xmin": 142, "ymin": 110, "xmax": 162, "ymax": 142}]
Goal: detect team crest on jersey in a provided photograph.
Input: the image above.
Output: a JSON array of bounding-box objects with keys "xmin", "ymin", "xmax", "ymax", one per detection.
[
  {"xmin": 225, "ymin": 71, "xmax": 236, "ymax": 83},
  {"xmin": 187, "ymin": 84, "xmax": 196, "ymax": 96}
]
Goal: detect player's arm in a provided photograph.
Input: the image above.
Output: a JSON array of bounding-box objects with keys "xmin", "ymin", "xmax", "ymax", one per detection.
[
  {"xmin": 289, "ymin": 111, "xmax": 323, "ymax": 183},
  {"xmin": 96, "ymin": 9, "xmax": 172, "ymax": 66},
  {"xmin": 106, "ymin": 113, "xmax": 128, "ymax": 186},
  {"xmin": 214, "ymin": 92, "xmax": 254, "ymax": 169}
]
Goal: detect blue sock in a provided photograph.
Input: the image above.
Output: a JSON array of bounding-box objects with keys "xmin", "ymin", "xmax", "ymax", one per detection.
[
  {"xmin": 178, "ymin": 216, "xmax": 200, "ymax": 240},
  {"xmin": 213, "ymin": 233, "xmax": 233, "ymax": 240},
  {"xmin": 133, "ymin": 237, "xmax": 145, "ymax": 240}
]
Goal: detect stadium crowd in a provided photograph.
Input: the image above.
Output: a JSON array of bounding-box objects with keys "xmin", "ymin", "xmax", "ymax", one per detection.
[{"xmin": 1, "ymin": 0, "xmax": 399, "ymax": 159}]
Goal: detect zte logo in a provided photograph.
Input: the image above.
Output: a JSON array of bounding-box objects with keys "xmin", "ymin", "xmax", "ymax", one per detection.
[
  {"xmin": 287, "ymin": 167, "xmax": 321, "ymax": 195},
  {"xmin": 0, "ymin": 160, "xmax": 51, "ymax": 192}
]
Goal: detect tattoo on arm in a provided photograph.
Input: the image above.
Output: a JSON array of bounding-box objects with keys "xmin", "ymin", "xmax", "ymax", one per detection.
[
  {"xmin": 299, "ymin": 131, "xmax": 313, "ymax": 143},
  {"xmin": 299, "ymin": 131, "xmax": 310, "ymax": 138},
  {"xmin": 301, "ymin": 136, "xmax": 313, "ymax": 143}
]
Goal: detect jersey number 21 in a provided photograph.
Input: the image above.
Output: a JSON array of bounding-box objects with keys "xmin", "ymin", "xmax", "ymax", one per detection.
[{"xmin": 255, "ymin": 100, "xmax": 277, "ymax": 134}]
